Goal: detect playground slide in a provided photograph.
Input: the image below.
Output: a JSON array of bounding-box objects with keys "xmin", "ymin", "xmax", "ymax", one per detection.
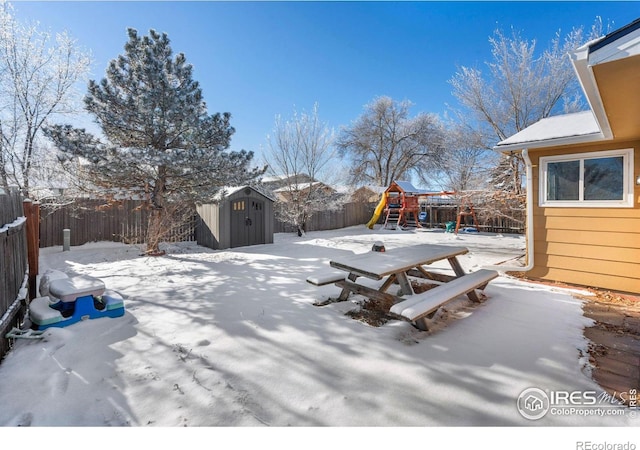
[{"xmin": 366, "ymin": 195, "xmax": 386, "ymax": 229}]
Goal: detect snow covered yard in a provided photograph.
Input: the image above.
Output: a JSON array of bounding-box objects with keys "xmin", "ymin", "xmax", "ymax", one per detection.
[{"xmin": 0, "ymin": 226, "xmax": 636, "ymax": 430}]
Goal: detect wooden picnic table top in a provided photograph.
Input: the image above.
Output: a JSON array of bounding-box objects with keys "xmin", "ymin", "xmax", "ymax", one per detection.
[{"xmin": 329, "ymin": 243, "xmax": 469, "ymax": 281}]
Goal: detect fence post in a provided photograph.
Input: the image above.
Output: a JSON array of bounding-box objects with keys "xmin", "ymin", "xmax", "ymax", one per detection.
[
  {"xmin": 63, "ymin": 228, "xmax": 71, "ymax": 251},
  {"xmin": 23, "ymin": 199, "xmax": 40, "ymax": 300}
]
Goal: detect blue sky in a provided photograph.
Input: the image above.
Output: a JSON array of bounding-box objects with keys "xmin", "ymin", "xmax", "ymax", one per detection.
[{"xmin": 11, "ymin": 1, "xmax": 640, "ymax": 162}]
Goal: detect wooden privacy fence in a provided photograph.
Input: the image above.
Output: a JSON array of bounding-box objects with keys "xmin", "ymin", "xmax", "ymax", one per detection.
[
  {"xmin": 41, "ymin": 201, "xmax": 376, "ymax": 246},
  {"xmin": 39, "ymin": 198, "xmax": 524, "ymax": 249},
  {"xmin": 276, "ymin": 201, "xmax": 524, "ymax": 234},
  {"xmin": 0, "ymin": 188, "xmax": 38, "ymax": 361},
  {"xmin": 39, "ymin": 200, "xmax": 197, "ymax": 248},
  {"xmin": 419, "ymin": 205, "xmax": 525, "ymax": 234},
  {"xmin": 274, "ymin": 202, "xmax": 377, "ymax": 233}
]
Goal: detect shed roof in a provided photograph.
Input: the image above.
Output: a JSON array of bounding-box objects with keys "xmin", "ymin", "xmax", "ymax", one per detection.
[{"xmin": 214, "ymin": 185, "xmax": 275, "ymax": 202}]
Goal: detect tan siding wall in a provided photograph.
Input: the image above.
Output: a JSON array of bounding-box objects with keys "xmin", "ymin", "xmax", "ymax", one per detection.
[{"xmin": 528, "ymin": 139, "xmax": 640, "ymax": 294}]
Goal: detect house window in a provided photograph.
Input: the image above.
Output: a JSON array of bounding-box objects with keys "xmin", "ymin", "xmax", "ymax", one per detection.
[{"xmin": 540, "ymin": 148, "xmax": 634, "ymax": 207}]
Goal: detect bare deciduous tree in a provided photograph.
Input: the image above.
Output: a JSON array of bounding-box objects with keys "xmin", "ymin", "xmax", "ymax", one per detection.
[
  {"xmin": 337, "ymin": 96, "xmax": 445, "ymax": 187},
  {"xmin": 424, "ymin": 121, "xmax": 495, "ymax": 193},
  {"xmin": 449, "ymin": 20, "xmax": 605, "ymax": 192},
  {"xmin": 264, "ymin": 103, "xmax": 338, "ymax": 236},
  {"xmin": 0, "ymin": 1, "xmax": 91, "ymax": 196}
]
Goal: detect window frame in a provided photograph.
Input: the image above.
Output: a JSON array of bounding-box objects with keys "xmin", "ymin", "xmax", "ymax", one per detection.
[{"xmin": 539, "ymin": 148, "xmax": 634, "ymax": 208}]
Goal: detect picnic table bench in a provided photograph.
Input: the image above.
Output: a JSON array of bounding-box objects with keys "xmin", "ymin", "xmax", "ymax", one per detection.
[
  {"xmin": 307, "ymin": 243, "xmax": 498, "ymax": 331},
  {"xmin": 389, "ymin": 268, "xmax": 498, "ymax": 330},
  {"xmin": 306, "ymin": 270, "xmax": 347, "ymax": 287}
]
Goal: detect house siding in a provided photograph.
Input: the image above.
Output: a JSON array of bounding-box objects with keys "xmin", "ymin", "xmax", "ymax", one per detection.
[{"xmin": 527, "ymin": 139, "xmax": 640, "ymax": 294}]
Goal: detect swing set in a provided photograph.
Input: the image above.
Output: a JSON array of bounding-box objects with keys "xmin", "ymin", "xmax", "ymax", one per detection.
[{"xmin": 366, "ymin": 183, "xmax": 480, "ymax": 234}]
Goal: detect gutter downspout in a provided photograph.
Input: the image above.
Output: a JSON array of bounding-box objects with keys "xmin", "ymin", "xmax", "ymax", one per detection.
[{"xmin": 485, "ymin": 148, "xmax": 535, "ymax": 272}]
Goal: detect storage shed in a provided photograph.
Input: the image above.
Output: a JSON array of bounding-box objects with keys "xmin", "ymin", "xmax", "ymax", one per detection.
[{"xmin": 196, "ymin": 186, "xmax": 274, "ymax": 250}]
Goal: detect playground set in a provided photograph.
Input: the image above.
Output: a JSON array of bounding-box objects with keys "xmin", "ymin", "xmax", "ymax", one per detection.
[
  {"xmin": 367, "ymin": 181, "xmax": 422, "ymax": 230},
  {"xmin": 29, "ymin": 271, "xmax": 125, "ymax": 330},
  {"xmin": 366, "ymin": 181, "xmax": 479, "ymax": 233}
]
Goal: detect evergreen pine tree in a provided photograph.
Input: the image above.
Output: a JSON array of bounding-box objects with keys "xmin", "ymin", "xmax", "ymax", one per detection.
[
  {"xmin": 46, "ymin": 28, "xmax": 264, "ymax": 254},
  {"xmin": 489, "ymin": 153, "xmax": 524, "ymax": 195}
]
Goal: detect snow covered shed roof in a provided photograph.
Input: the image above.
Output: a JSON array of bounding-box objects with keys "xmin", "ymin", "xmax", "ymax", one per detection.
[{"xmin": 213, "ymin": 185, "xmax": 275, "ymax": 202}]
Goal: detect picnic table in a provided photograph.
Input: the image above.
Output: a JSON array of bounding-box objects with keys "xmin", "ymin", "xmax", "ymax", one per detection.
[{"xmin": 307, "ymin": 243, "xmax": 498, "ymax": 330}]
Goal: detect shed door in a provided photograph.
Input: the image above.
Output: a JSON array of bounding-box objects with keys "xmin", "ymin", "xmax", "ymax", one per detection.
[
  {"xmin": 230, "ymin": 197, "xmax": 265, "ymax": 248},
  {"xmin": 248, "ymin": 199, "xmax": 265, "ymax": 246}
]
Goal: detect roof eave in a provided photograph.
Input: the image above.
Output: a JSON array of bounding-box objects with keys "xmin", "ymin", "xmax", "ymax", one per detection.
[
  {"xmin": 495, "ymin": 131, "xmax": 606, "ymax": 153},
  {"xmin": 588, "ymin": 17, "xmax": 640, "ymax": 64},
  {"xmin": 570, "ymin": 47, "xmax": 613, "ymax": 140}
]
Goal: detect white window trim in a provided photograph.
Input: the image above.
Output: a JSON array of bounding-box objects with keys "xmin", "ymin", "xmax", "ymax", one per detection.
[{"xmin": 539, "ymin": 148, "xmax": 634, "ymax": 208}]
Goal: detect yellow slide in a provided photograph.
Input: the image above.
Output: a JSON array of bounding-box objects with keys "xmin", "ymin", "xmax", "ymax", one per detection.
[{"xmin": 366, "ymin": 194, "xmax": 386, "ymax": 229}]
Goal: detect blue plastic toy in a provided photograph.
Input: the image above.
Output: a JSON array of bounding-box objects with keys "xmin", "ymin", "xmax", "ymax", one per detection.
[{"xmin": 30, "ymin": 275, "xmax": 124, "ymax": 330}]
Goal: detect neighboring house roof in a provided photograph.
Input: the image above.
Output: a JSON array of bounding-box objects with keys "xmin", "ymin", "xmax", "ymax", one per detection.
[
  {"xmin": 495, "ymin": 17, "xmax": 640, "ymax": 152},
  {"xmin": 350, "ymin": 185, "xmax": 385, "ymax": 202},
  {"xmin": 333, "ymin": 185, "xmax": 353, "ymax": 195},
  {"xmin": 261, "ymin": 175, "xmax": 289, "ymax": 183},
  {"xmin": 362, "ymin": 185, "xmax": 387, "ymax": 194},
  {"xmin": 272, "ymin": 181, "xmax": 334, "ymax": 193},
  {"xmin": 352, "ymin": 185, "xmax": 386, "ymax": 195},
  {"xmin": 261, "ymin": 173, "xmax": 315, "ymax": 187}
]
